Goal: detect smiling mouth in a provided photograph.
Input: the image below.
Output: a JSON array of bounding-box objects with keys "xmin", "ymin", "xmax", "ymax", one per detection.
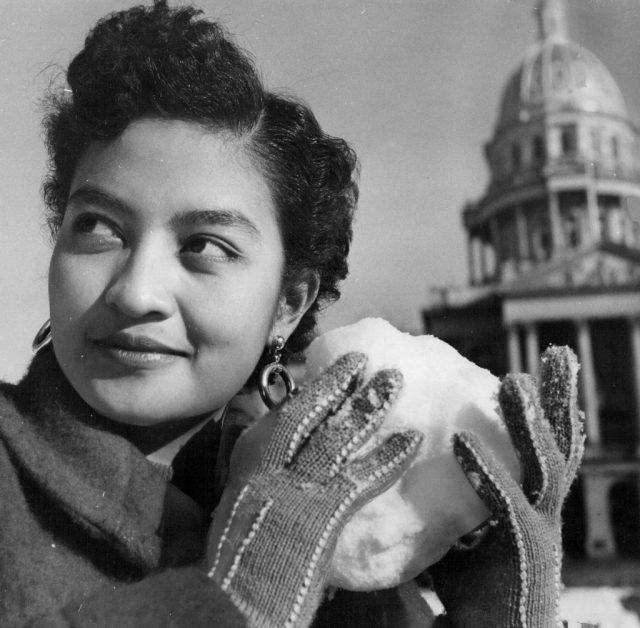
[{"xmin": 91, "ymin": 332, "xmax": 189, "ymax": 366}]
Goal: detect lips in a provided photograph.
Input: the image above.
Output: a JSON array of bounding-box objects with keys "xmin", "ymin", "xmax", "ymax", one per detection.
[{"xmin": 91, "ymin": 331, "xmax": 190, "ymax": 357}]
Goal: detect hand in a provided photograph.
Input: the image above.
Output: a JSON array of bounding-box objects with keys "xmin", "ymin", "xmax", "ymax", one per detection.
[
  {"xmin": 428, "ymin": 345, "xmax": 585, "ymax": 628},
  {"xmin": 207, "ymin": 352, "xmax": 423, "ymax": 628}
]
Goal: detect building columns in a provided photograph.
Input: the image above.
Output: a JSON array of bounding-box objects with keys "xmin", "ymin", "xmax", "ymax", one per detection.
[
  {"xmin": 506, "ymin": 322, "xmax": 537, "ymax": 374},
  {"xmin": 479, "ymin": 241, "xmax": 488, "ymax": 283},
  {"xmin": 515, "ymin": 205, "xmax": 529, "ymax": 272},
  {"xmin": 576, "ymin": 319, "xmax": 601, "ymax": 450},
  {"xmin": 507, "ymin": 324, "xmax": 522, "ymax": 373},
  {"xmin": 582, "ymin": 473, "xmax": 617, "ymax": 559},
  {"xmin": 624, "ymin": 199, "xmax": 636, "ymax": 247},
  {"xmin": 524, "ymin": 323, "xmax": 539, "ymax": 375},
  {"xmin": 586, "ymin": 171, "xmax": 601, "ymax": 244},
  {"xmin": 467, "ymin": 235, "xmax": 477, "ymax": 286},
  {"xmin": 489, "ymin": 217, "xmax": 500, "ymax": 281},
  {"xmin": 548, "ymin": 190, "xmax": 565, "ymax": 255}
]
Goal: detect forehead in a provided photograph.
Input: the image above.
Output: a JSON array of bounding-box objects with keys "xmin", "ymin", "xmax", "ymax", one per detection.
[{"xmin": 69, "ymin": 118, "xmax": 276, "ymax": 228}]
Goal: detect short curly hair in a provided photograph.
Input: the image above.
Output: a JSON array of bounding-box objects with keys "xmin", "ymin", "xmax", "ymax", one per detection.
[{"xmin": 42, "ymin": 0, "xmax": 358, "ymax": 362}]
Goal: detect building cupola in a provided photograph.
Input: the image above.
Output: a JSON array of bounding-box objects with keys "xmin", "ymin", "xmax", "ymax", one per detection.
[{"xmin": 463, "ymin": 0, "xmax": 640, "ymax": 286}]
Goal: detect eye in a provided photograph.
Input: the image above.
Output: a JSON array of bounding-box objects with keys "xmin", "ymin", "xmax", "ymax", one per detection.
[
  {"xmin": 69, "ymin": 213, "xmax": 123, "ymax": 251},
  {"xmin": 73, "ymin": 214, "xmax": 118, "ymax": 236},
  {"xmin": 181, "ymin": 236, "xmax": 238, "ymax": 264}
]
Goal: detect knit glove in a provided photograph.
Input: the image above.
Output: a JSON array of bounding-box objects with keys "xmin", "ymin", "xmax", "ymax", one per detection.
[
  {"xmin": 428, "ymin": 345, "xmax": 585, "ymax": 628},
  {"xmin": 207, "ymin": 352, "xmax": 423, "ymax": 628}
]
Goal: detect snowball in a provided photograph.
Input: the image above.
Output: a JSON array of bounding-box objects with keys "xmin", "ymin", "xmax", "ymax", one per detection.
[{"xmin": 305, "ymin": 318, "xmax": 520, "ymax": 591}]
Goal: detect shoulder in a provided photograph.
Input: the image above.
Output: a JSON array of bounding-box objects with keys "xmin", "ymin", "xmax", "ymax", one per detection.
[
  {"xmin": 0, "ymin": 380, "xmax": 29, "ymax": 501},
  {"xmin": 0, "ymin": 377, "xmax": 44, "ymax": 493},
  {"xmin": 0, "ymin": 378, "xmax": 26, "ymax": 446},
  {"xmin": 0, "ymin": 375, "xmax": 20, "ymax": 404}
]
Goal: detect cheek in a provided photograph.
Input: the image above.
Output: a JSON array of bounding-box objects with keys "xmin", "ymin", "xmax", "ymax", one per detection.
[
  {"xmin": 49, "ymin": 251, "xmax": 106, "ymax": 328},
  {"xmin": 185, "ymin": 275, "xmax": 282, "ymax": 362},
  {"xmin": 190, "ymin": 288, "xmax": 279, "ymax": 349}
]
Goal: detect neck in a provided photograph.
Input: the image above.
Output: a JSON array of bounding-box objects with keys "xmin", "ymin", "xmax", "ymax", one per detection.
[{"xmin": 103, "ymin": 411, "xmax": 220, "ymax": 456}]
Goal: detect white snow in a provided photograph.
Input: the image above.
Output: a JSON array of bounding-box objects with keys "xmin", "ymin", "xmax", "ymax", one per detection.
[
  {"xmin": 559, "ymin": 587, "xmax": 640, "ymax": 627},
  {"xmin": 422, "ymin": 588, "xmax": 640, "ymax": 627},
  {"xmin": 306, "ymin": 318, "xmax": 521, "ymax": 590}
]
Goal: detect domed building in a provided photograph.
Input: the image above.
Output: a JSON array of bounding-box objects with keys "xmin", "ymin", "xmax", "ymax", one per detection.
[{"xmin": 424, "ymin": 0, "xmax": 640, "ymax": 560}]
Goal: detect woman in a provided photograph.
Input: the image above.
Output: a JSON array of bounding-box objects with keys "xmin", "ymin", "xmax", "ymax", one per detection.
[
  {"xmin": 0, "ymin": 2, "xmax": 584, "ymax": 626},
  {"xmin": 1, "ymin": 2, "xmax": 426, "ymax": 625}
]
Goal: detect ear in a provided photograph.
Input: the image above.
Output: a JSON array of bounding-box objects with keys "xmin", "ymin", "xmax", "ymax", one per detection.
[{"xmin": 271, "ymin": 271, "xmax": 320, "ymax": 342}]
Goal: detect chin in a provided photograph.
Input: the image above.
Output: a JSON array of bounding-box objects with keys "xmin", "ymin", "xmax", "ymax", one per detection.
[
  {"xmin": 87, "ymin": 379, "xmax": 233, "ymax": 427},
  {"xmin": 82, "ymin": 383, "xmax": 187, "ymax": 426}
]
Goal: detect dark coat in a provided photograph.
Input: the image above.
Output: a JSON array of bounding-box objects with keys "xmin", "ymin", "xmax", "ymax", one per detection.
[{"xmin": 0, "ymin": 348, "xmax": 434, "ymax": 627}]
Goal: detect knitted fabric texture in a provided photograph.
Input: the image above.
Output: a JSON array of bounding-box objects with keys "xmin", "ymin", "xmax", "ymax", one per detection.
[
  {"xmin": 428, "ymin": 345, "xmax": 585, "ymax": 628},
  {"xmin": 208, "ymin": 352, "xmax": 423, "ymax": 628},
  {"xmin": 0, "ymin": 347, "xmax": 249, "ymax": 626},
  {"xmin": 0, "ymin": 346, "xmax": 431, "ymax": 626}
]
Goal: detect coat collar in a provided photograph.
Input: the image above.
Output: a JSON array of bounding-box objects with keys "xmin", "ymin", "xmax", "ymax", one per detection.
[{"xmin": 0, "ymin": 347, "xmax": 166, "ymax": 570}]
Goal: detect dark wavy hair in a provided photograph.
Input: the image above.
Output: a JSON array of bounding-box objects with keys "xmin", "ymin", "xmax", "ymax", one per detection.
[{"xmin": 42, "ymin": 0, "xmax": 358, "ymax": 363}]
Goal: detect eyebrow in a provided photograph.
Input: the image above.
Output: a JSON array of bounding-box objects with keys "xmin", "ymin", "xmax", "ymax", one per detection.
[
  {"xmin": 67, "ymin": 186, "xmax": 262, "ymax": 240},
  {"xmin": 170, "ymin": 208, "xmax": 261, "ymax": 240}
]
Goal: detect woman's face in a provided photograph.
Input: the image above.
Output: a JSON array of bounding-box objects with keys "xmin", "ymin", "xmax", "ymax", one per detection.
[{"xmin": 49, "ymin": 118, "xmax": 302, "ymax": 425}]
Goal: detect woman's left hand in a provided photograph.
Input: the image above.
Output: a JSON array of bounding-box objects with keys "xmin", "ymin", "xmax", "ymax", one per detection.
[{"xmin": 428, "ymin": 345, "xmax": 585, "ymax": 628}]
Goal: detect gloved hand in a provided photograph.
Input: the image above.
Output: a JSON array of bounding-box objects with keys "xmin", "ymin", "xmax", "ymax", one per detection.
[
  {"xmin": 428, "ymin": 345, "xmax": 585, "ymax": 628},
  {"xmin": 207, "ymin": 352, "xmax": 423, "ymax": 628}
]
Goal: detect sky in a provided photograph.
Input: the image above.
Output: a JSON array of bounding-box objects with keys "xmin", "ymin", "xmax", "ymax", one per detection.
[{"xmin": 1, "ymin": 0, "xmax": 640, "ymax": 382}]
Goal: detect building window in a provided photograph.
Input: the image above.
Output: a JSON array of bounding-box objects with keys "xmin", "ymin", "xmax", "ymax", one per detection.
[
  {"xmin": 526, "ymin": 207, "xmax": 552, "ymax": 261},
  {"xmin": 563, "ymin": 211, "xmax": 580, "ymax": 247},
  {"xmin": 511, "ymin": 142, "xmax": 521, "ymax": 169},
  {"xmin": 560, "ymin": 124, "xmax": 577, "ymax": 155},
  {"xmin": 533, "ymin": 135, "xmax": 545, "ymax": 161},
  {"xmin": 498, "ymin": 213, "xmax": 518, "ymax": 261}
]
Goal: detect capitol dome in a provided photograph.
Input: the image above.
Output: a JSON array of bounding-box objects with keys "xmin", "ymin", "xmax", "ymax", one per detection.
[
  {"xmin": 497, "ymin": 38, "xmax": 629, "ymax": 130},
  {"xmin": 465, "ymin": 0, "xmax": 640, "ymax": 288}
]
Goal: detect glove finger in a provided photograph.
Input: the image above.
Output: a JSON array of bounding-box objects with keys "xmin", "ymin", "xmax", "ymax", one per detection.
[
  {"xmin": 539, "ymin": 345, "xmax": 585, "ymax": 475},
  {"xmin": 298, "ymin": 368, "xmax": 404, "ymax": 478},
  {"xmin": 265, "ymin": 352, "xmax": 367, "ymax": 469},
  {"xmin": 349, "ymin": 429, "xmax": 423, "ymax": 492},
  {"xmin": 498, "ymin": 374, "xmax": 563, "ymax": 508},
  {"xmin": 452, "ymin": 431, "xmax": 530, "ymax": 518},
  {"xmin": 565, "ymin": 419, "xmax": 586, "ymax": 493}
]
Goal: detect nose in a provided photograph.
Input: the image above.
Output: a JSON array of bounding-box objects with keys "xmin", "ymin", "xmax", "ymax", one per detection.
[{"xmin": 104, "ymin": 241, "xmax": 176, "ymax": 320}]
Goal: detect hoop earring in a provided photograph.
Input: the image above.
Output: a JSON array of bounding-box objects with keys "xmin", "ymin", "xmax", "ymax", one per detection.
[
  {"xmin": 259, "ymin": 335, "xmax": 297, "ymax": 409},
  {"xmin": 32, "ymin": 319, "xmax": 52, "ymax": 353}
]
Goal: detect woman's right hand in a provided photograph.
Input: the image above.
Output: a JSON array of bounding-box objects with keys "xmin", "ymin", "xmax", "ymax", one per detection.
[{"xmin": 207, "ymin": 352, "xmax": 423, "ymax": 628}]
